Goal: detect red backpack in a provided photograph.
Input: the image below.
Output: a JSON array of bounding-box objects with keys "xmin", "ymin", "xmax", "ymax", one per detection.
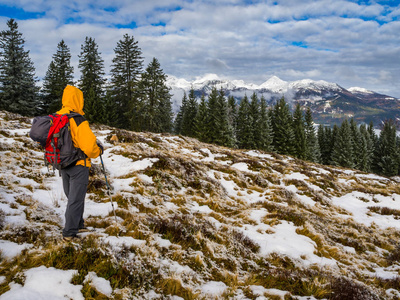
[{"xmin": 30, "ymin": 113, "xmax": 86, "ymax": 173}]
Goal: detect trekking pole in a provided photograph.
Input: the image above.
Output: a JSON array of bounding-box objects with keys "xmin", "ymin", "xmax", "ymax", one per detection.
[{"xmin": 100, "ymin": 155, "xmax": 118, "ymax": 223}]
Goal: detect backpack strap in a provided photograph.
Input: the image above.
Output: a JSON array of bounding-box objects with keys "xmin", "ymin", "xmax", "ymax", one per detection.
[{"xmin": 65, "ymin": 112, "xmax": 88, "ymax": 167}]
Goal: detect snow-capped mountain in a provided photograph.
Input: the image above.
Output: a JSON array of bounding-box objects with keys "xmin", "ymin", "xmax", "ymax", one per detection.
[{"xmin": 167, "ymin": 74, "xmax": 400, "ymax": 126}]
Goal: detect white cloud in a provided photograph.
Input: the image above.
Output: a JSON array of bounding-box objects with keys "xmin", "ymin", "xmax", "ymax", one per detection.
[{"xmin": 0, "ymin": 0, "xmax": 399, "ymax": 97}]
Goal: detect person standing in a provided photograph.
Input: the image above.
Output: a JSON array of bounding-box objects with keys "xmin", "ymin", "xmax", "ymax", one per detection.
[{"xmin": 56, "ymin": 85, "xmax": 103, "ymax": 242}]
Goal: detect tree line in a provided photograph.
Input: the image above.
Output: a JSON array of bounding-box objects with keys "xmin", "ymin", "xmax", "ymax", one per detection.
[
  {"xmin": 1, "ymin": 18, "xmax": 399, "ymax": 177},
  {"xmin": 0, "ymin": 19, "xmax": 173, "ymax": 132},
  {"xmin": 175, "ymin": 89, "xmax": 400, "ymax": 177}
]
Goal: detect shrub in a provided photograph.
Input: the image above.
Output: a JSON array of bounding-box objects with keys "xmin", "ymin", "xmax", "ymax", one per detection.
[{"xmin": 330, "ymin": 277, "xmax": 380, "ymax": 300}]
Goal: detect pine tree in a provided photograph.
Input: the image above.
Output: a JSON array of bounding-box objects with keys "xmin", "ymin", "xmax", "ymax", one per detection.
[
  {"xmin": 42, "ymin": 40, "xmax": 74, "ymax": 114},
  {"xmin": 249, "ymin": 93, "xmax": 260, "ymax": 146},
  {"xmin": 174, "ymin": 92, "xmax": 188, "ymax": 134},
  {"xmin": 137, "ymin": 58, "xmax": 172, "ymax": 133},
  {"xmin": 227, "ymin": 95, "xmax": 238, "ymax": 139},
  {"xmin": 181, "ymin": 89, "xmax": 198, "ymax": 137},
  {"xmin": 78, "ymin": 37, "xmax": 106, "ymax": 123},
  {"xmin": 349, "ymin": 118, "xmax": 363, "ymax": 169},
  {"xmin": 358, "ymin": 124, "xmax": 374, "ymax": 172},
  {"xmin": 304, "ymin": 107, "xmax": 320, "ymax": 162},
  {"xmin": 318, "ymin": 125, "xmax": 333, "ymax": 165},
  {"xmin": 271, "ymin": 97, "xmax": 295, "ymax": 155},
  {"xmin": 109, "ymin": 34, "xmax": 143, "ymax": 128},
  {"xmin": 292, "ymin": 103, "xmax": 307, "ymax": 159},
  {"xmin": 194, "ymin": 94, "xmax": 208, "ymax": 142},
  {"xmin": 204, "ymin": 87, "xmax": 219, "ymax": 144},
  {"xmin": 0, "ymin": 19, "xmax": 39, "ymax": 115},
  {"xmin": 236, "ymin": 95, "xmax": 255, "ymax": 149},
  {"xmin": 215, "ymin": 89, "xmax": 236, "ymax": 147},
  {"xmin": 102, "ymin": 91, "xmax": 119, "ymax": 128},
  {"xmin": 257, "ymin": 96, "xmax": 273, "ymax": 151},
  {"xmin": 331, "ymin": 119, "xmax": 354, "ymax": 168},
  {"xmin": 376, "ymin": 119, "xmax": 398, "ymax": 176}
]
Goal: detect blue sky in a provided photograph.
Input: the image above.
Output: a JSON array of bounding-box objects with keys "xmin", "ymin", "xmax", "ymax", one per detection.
[{"xmin": 0, "ymin": 0, "xmax": 399, "ymax": 97}]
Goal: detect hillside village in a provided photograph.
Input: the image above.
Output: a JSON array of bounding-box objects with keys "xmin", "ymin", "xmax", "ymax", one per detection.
[{"xmin": 1, "ymin": 110, "xmax": 400, "ymax": 299}]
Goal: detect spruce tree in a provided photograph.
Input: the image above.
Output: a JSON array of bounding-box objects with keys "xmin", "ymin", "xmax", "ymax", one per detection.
[
  {"xmin": 236, "ymin": 95, "xmax": 255, "ymax": 149},
  {"xmin": 257, "ymin": 96, "xmax": 273, "ymax": 152},
  {"xmin": 174, "ymin": 92, "xmax": 188, "ymax": 134},
  {"xmin": 358, "ymin": 124, "xmax": 374, "ymax": 172},
  {"xmin": 271, "ymin": 97, "xmax": 295, "ymax": 155},
  {"xmin": 137, "ymin": 58, "xmax": 172, "ymax": 133},
  {"xmin": 376, "ymin": 119, "xmax": 398, "ymax": 176},
  {"xmin": 109, "ymin": 34, "xmax": 143, "ymax": 128},
  {"xmin": 304, "ymin": 107, "xmax": 320, "ymax": 162},
  {"xmin": 331, "ymin": 119, "xmax": 354, "ymax": 168},
  {"xmin": 318, "ymin": 125, "xmax": 333, "ymax": 165},
  {"xmin": 102, "ymin": 91, "xmax": 119, "ymax": 128},
  {"xmin": 78, "ymin": 37, "xmax": 106, "ymax": 123},
  {"xmin": 0, "ymin": 19, "xmax": 39, "ymax": 115},
  {"xmin": 194, "ymin": 94, "xmax": 208, "ymax": 142},
  {"xmin": 349, "ymin": 118, "xmax": 363, "ymax": 169},
  {"xmin": 292, "ymin": 103, "xmax": 307, "ymax": 160},
  {"xmin": 215, "ymin": 89, "xmax": 236, "ymax": 147},
  {"xmin": 227, "ymin": 95, "xmax": 238, "ymax": 139},
  {"xmin": 42, "ymin": 40, "xmax": 74, "ymax": 114},
  {"xmin": 250, "ymin": 93, "xmax": 260, "ymax": 145},
  {"xmin": 204, "ymin": 87, "xmax": 219, "ymax": 144},
  {"xmin": 181, "ymin": 89, "xmax": 198, "ymax": 137}
]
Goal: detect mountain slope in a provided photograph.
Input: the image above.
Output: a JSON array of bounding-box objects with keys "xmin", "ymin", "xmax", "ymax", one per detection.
[
  {"xmin": 0, "ymin": 110, "xmax": 400, "ymax": 299},
  {"xmin": 167, "ymin": 75, "xmax": 400, "ymax": 126}
]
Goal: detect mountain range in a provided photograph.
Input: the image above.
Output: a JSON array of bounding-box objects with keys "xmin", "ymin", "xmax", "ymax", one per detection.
[{"xmin": 167, "ymin": 74, "xmax": 400, "ymax": 127}]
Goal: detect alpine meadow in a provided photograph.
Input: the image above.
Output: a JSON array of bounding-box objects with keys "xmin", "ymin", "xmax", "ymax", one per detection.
[{"xmin": 1, "ymin": 15, "xmax": 400, "ymax": 300}]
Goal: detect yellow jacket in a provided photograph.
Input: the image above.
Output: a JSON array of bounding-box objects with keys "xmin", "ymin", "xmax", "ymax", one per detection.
[{"xmin": 56, "ymin": 85, "xmax": 101, "ymax": 167}]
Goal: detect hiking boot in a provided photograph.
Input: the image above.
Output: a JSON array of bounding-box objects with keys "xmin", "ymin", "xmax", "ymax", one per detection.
[
  {"xmin": 62, "ymin": 235, "xmax": 81, "ymax": 243},
  {"xmin": 78, "ymin": 227, "xmax": 91, "ymax": 233}
]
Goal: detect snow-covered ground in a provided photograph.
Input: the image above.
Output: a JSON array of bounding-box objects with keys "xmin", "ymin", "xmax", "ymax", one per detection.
[{"xmin": 0, "ymin": 111, "xmax": 400, "ymax": 299}]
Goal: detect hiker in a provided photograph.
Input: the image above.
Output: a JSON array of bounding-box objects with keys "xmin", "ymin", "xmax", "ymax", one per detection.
[{"xmin": 57, "ymin": 85, "xmax": 103, "ymax": 242}]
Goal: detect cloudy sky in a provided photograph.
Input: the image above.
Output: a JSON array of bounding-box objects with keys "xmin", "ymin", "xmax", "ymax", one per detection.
[{"xmin": 0, "ymin": 0, "xmax": 399, "ymax": 97}]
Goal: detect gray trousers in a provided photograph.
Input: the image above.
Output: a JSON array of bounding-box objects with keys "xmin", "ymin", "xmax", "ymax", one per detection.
[{"xmin": 61, "ymin": 165, "xmax": 89, "ymax": 237}]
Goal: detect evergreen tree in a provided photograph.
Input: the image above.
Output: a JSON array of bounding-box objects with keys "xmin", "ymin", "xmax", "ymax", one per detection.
[
  {"xmin": 304, "ymin": 107, "xmax": 320, "ymax": 162},
  {"xmin": 181, "ymin": 88, "xmax": 198, "ymax": 137},
  {"xmin": 358, "ymin": 124, "xmax": 374, "ymax": 172},
  {"xmin": 174, "ymin": 92, "xmax": 188, "ymax": 134},
  {"xmin": 292, "ymin": 103, "xmax": 307, "ymax": 159},
  {"xmin": 249, "ymin": 93, "xmax": 260, "ymax": 146},
  {"xmin": 109, "ymin": 34, "xmax": 143, "ymax": 128},
  {"xmin": 236, "ymin": 95, "xmax": 255, "ymax": 149},
  {"xmin": 215, "ymin": 89, "xmax": 235, "ymax": 147},
  {"xmin": 102, "ymin": 91, "xmax": 119, "ymax": 128},
  {"xmin": 42, "ymin": 40, "xmax": 74, "ymax": 114},
  {"xmin": 137, "ymin": 58, "xmax": 172, "ymax": 133},
  {"xmin": 227, "ymin": 95, "xmax": 238, "ymax": 139},
  {"xmin": 271, "ymin": 97, "xmax": 295, "ymax": 155},
  {"xmin": 330, "ymin": 124, "xmax": 339, "ymax": 165},
  {"xmin": 0, "ymin": 19, "xmax": 38, "ymax": 115},
  {"xmin": 257, "ymin": 96, "xmax": 274, "ymax": 152},
  {"xmin": 376, "ymin": 119, "xmax": 398, "ymax": 176},
  {"xmin": 194, "ymin": 94, "xmax": 208, "ymax": 142},
  {"xmin": 78, "ymin": 37, "xmax": 106, "ymax": 123},
  {"xmin": 204, "ymin": 87, "xmax": 219, "ymax": 144},
  {"xmin": 349, "ymin": 118, "xmax": 363, "ymax": 169},
  {"xmin": 318, "ymin": 125, "xmax": 333, "ymax": 165},
  {"xmin": 331, "ymin": 119, "xmax": 354, "ymax": 168}
]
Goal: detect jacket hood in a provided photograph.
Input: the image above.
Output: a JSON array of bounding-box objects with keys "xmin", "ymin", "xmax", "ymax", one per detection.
[{"xmin": 57, "ymin": 85, "xmax": 85, "ymax": 115}]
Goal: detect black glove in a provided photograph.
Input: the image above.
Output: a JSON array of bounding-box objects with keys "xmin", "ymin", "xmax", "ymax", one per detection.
[{"xmin": 97, "ymin": 141, "xmax": 104, "ymax": 155}]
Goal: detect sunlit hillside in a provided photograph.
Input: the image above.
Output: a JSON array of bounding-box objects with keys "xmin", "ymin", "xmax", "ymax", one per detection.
[{"xmin": 0, "ymin": 110, "xmax": 400, "ymax": 300}]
